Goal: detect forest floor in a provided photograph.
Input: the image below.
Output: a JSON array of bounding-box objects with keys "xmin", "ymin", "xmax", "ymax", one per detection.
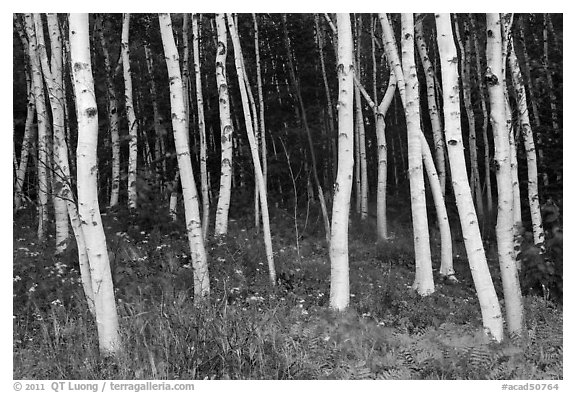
[{"xmin": 13, "ymin": 199, "xmax": 563, "ymax": 380}]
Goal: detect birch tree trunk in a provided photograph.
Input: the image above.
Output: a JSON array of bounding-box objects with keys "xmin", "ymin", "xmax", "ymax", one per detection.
[
  {"xmin": 353, "ymin": 69, "xmax": 396, "ymax": 242},
  {"xmin": 24, "ymin": 14, "xmax": 49, "ymax": 242},
  {"xmin": 414, "ymin": 14, "xmax": 446, "ymax": 196},
  {"xmin": 227, "ymin": 13, "xmax": 276, "ymax": 285},
  {"xmin": 508, "ymin": 37, "xmax": 545, "ymax": 248},
  {"xmin": 96, "ymin": 16, "xmax": 121, "ymax": 208},
  {"xmin": 214, "ymin": 13, "xmax": 234, "ymax": 236},
  {"xmin": 436, "ymin": 13, "xmax": 504, "ymax": 342},
  {"xmin": 485, "ymin": 13, "xmax": 524, "ymax": 339},
  {"xmin": 379, "ymin": 13, "xmax": 442, "ymax": 291},
  {"xmin": 69, "ymin": 13, "xmax": 120, "ymax": 354},
  {"xmin": 518, "ymin": 20, "xmax": 547, "ymax": 187},
  {"xmin": 330, "ymin": 13, "xmax": 353, "ymax": 311},
  {"xmin": 253, "ymin": 13, "xmax": 268, "ymax": 200},
  {"xmin": 192, "ymin": 13, "xmax": 210, "ymax": 240},
  {"xmin": 159, "ymin": 13, "xmax": 211, "ymax": 298},
  {"xmin": 35, "ymin": 13, "xmax": 70, "ymax": 253},
  {"xmin": 354, "ymin": 83, "xmax": 369, "ymax": 220},
  {"xmin": 401, "ymin": 13, "xmax": 434, "ymax": 296},
  {"xmin": 122, "ymin": 13, "xmax": 138, "ymax": 210}
]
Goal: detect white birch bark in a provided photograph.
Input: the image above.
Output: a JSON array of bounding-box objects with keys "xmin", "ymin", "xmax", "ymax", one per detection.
[
  {"xmin": 486, "ymin": 13, "xmax": 524, "ymax": 338},
  {"xmin": 24, "ymin": 14, "xmax": 49, "ymax": 242},
  {"xmin": 159, "ymin": 13, "xmax": 211, "ymax": 298},
  {"xmin": 518, "ymin": 21, "xmax": 547, "ymax": 187},
  {"xmin": 35, "ymin": 13, "xmax": 71, "ymax": 254},
  {"xmin": 436, "ymin": 13, "xmax": 504, "ymax": 341},
  {"xmin": 414, "ymin": 14, "xmax": 446, "ymax": 196},
  {"xmin": 192, "ymin": 14, "xmax": 210, "ymax": 240},
  {"xmin": 508, "ymin": 39, "xmax": 545, "ymax": 248},
  {"xmin": 401, "ymin": 14, "xmax": 434, "ymax": 296},
  {"xmin": 69, "ymin": 13, "xmax": 120, "ymax": 354},
  {"xmin": 122, "ymin": 13, "xmax": 138, "ymax": 210},
  {"xmin": 214, "ymin": 13, "xmax": 234, "ymax": 236},
  {"xmin": 330, "ymin": 13, "xmax": 353, "ymax": 310},
  {"xmin": 227, "ymin": 13, "xmax": 276, "ymax": 285}
]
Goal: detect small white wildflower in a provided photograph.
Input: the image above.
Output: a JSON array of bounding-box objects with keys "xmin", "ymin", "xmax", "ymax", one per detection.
[
  {"xmin": 13, "ymin": 276, "xmax": 21, "ymax": 282},
  {"xmin": 28, "ymin": 283, "xmax": 38, "ymax": 293}
]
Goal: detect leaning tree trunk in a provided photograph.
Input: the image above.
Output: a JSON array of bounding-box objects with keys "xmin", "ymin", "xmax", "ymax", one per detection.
[
  {"xmin": 69, "ymin": 12, "xmax": 120, "ymax": 355},
  {"xmin": 96, "ymin": 15, "xmax": 121, "ymax": 208},
  {"xmin": 485, "ymin": 13, "xmax": 524, "ymax": 339},
  {"xmin": 227, "ymin": 13, "xmax": 276, "ymax": 285},
  {"xmin": 414, "ymin": 14, "xmax": 446, "ymax": 196},
  {"xmin": 436, "ymin": 13, "xmax": 504, "ymax": 342},
  {"xmin": 214, "ymin": 13, "xmax": 234, "ymax": 236},
  {"xmin": 122, "ymin": 13, "xmax": 138, "ymax": 210},
  {"xmin": 330, "ymin": 13, "xmax": 354, "ymax": 311},
  {"xmin": 508, "ymin": 37, "xmax": 545, "ymax": 248},
  {"xmin": 192, "ymin": 13, "xmax": 210, "ymax": 240},
  {"xmin": 159, "ymin": 13, "xmax": 211, "ymax": 298},
  {"xmin": 24, "ymin": 14, "xmax": 49, "ymax": 242}
]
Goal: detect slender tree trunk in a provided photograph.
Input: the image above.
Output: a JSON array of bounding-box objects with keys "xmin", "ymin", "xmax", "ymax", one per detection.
[
  {"xmin": 192, "ymin": 14, "xmax": 210, "ymax": 240},
  {"xmin": 401, "ymin": 14, "xmax": 434, "ymax": 296},
  {"xmin": 518, "ymin": 20, "xmax": 547, "ymax": 187},
  {"xmin": 486, "ymin": 13, "xmax": 524, "ymax": 339},
  {"xmin": 436, "ymin": 13, "xmax": 504, "ymax": 342},
  {"xmin": 69, "ymin": 13, "xmax": 120, "ymax": 355},
  {"xmin": 353, "ymin": 70, "xmax": 396, "ymax": 241},
  {"xmin": 182, "ymin": 14, "xmax": 191, "ymax": 138},
  {"xmin": 227, "ymin": 13, "xmax": 276, "ymax": 285},
  {"xmin": 282, "ymin": 14, "xmax": 331, "ymax": 246},
  {"xmin": 24, "ymin": 14, "xmax": 49, "ymax": 242},
  {"xmin": 35, "ymin": 13, "xmax": 70, "ymax": 253},
  {"xmin": 330, "ymin": 13, "xmax": 353, "ymax": 311},
  {"xmin": 214, "ymin": 13, "xmax": 234, "ymax": 236},
  {"xmin": 122, "ymin": 13, "xmax": 138, "ymax": 210},
  {"xmin": 501, "ymin": 14, "xmax": 523, "ymax": 258},
  {"xmin": 354, "ymin": 83, "xmax": 369, "ymax": 220},
  {"xmin": 159, "ymin": 13, "xmax": 211, "ymax": 298},
  {"xmin": 454, "ymin": 16, "xmax": 484, "ymax": 220},
  {"xmin": 414, "ymin": 14, "xmax": 446, "ymax": 196},
  {"xmin": 508, "ymin": 38, "xmax": 545, "ymax": 248},
  {"xmin": 253, "ymin": 13, "xmax": 268, "ymax": 198},
  {"xmin": 469, "ymin": 14, "xmax": 494, "ymax": 223},
  {"xmin": 96, "ymin": 16, "xmax": 121, "ymax": 208}
]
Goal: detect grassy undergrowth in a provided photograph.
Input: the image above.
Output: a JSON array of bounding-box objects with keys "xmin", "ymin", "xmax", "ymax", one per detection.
[{"xmin": 13, "ymin": 203, "xmax": 563, "ymax": 380}]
